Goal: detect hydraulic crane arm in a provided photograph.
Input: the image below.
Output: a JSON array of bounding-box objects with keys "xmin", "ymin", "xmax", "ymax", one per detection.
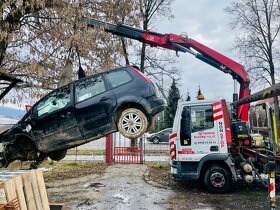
[{"xmin": 86, "ymin": 19, "xmax": 250, "ymax": 122}]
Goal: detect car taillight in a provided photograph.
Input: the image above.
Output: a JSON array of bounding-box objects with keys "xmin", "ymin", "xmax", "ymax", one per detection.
[{"xmin": 130, "ymin": 66, "xmax": 151, "ymax": 83}]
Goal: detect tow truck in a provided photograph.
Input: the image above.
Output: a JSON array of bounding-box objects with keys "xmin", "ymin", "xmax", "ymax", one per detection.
[{"xmin": 85, "ymin": 18, "xmax": 280, "ymax": 196}]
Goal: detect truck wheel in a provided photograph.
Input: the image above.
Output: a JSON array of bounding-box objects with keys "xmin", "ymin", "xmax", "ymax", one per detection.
[
  {"xmin": 204, "ymin": 164, "xmax": 232, "ymax": 193},
  {"xmin": 152, "ymin": 137, "xmax": 160, "ymax": 144},
  {"xmin": 117, "ymin": 108, "xmax": 148, "ymax": 139}
]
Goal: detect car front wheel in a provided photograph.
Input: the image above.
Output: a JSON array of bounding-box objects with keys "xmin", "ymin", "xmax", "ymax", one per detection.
[
  {"xmin": 152, "ymin": 137, "xmax": 160, "ymax": 144},
  {"xmin": 117, "ymin": 108, "xmax": 148, "ymax": 139}
]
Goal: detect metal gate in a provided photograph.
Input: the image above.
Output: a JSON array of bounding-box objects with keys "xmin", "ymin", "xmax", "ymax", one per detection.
[{"xmin": 112, "ymin": 133, "xmax": 143, "ymax": 164}]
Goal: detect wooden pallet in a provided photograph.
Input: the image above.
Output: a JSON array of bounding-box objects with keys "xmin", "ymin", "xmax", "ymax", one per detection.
[{"xmin": 0, "ymin": 169, "xmax": 50, "ymax": 210}]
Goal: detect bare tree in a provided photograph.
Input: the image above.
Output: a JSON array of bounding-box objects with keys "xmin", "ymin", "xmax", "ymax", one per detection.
[
  {"xmin": 135, "ymin": 0, "xmax": 181, "ymax": 98},
  {"xmin": 139, "ymin": 0, "xmax": 174, "ymax": 72},
  {"xmin": 226, "ymin": 0, "xmax": 280, "ymax": 118},
  {"xmin": 0, "ymin": 0, "xmax": 142, "ymax": 105}
]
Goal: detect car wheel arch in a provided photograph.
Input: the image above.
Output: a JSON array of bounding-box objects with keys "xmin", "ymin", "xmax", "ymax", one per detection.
[
  {"xmin": 15, "ymin": 133, "xmax": 37, "ymax": 150},
  {"xmin": 114, "ymin": 102, "xmax": 149, "ymax": 121},
  {"xmin": 3, "ymin": 133, "xmax": 39, "ymax": 163}
]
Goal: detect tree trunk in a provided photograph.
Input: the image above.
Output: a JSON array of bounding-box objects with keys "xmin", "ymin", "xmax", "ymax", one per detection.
[
  {"xmin": 140, "ymin": 43, "xmax": 146, "ymax": 73},
  {"xmin": 121, "ymin": 38, "xmax": 130, "ymax": 65},
  {"xmin": 130, "ymin": 138, "xmax": 137, "ymax": 147},
  {"xmin": 58, "ymin": 59, "xmax": 73, "ymax": 87},
  {"xmin": 271, "ymin": 73, "xmax": 280, "ymax": 146},
  {"xmin": 0, "ymin": 34, "xmax": 9, "ymax": 67},
  {"xmin": 140, "ymin": 19, "xmax": 148, "ymax": 73}
]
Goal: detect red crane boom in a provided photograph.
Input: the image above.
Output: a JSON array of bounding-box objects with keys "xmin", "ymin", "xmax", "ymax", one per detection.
[{"xmin": 86, "ymin": 19, "xmax": 250, "ymax": 122}]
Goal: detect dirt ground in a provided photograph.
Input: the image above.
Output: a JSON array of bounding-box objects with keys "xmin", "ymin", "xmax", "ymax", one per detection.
[
  {"xmin": 46, "ymin": 163, "xmax": 174, "ymax": 210},
  {"xmin": 0, "ymin": 160, "xmax": 278, "ymax": 209},
  {"xmin": 43, "ymin": 162, "xmax": 278, "ymax": 210},
  {"xmin": 147, "ymin": 164, "xmax": 275, "ymax": 210}
]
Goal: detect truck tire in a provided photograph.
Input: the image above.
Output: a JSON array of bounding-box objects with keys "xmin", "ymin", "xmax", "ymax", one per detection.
[{"xmin": 204, "ymin": 164, "xmax": 232, "ymax": 193}]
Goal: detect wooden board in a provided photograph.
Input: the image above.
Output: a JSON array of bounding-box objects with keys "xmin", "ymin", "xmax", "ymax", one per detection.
[{"xmin": 0, "ymin": 169, "xmax": 50, "ymax": 210}]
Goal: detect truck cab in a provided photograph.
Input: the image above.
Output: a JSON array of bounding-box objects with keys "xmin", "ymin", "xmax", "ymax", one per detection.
[{"xmin": 170, "ymin": 99, "xmax": 236, "ymax": 193}]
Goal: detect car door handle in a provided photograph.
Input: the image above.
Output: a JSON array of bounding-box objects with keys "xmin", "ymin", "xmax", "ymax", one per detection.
[{"xmin": 100, "ymin": 97, "xmax": 109, "ymax": 102}]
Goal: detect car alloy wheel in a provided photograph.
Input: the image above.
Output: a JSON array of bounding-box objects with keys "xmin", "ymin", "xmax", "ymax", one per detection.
[{"xmin": 118, "ymin": 108, "xmax": 148, "ymax": 139}]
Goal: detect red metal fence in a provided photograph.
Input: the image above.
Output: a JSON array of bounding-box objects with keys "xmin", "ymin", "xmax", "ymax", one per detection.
[{"xmin": 113, "ymin": 146, "xmax": 143, "ymax": 164}]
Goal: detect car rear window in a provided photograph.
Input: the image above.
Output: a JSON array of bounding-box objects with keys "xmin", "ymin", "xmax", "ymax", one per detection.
[{"xmin": 106, "ymin": 70, "xmax": 132, "ymax": 88}]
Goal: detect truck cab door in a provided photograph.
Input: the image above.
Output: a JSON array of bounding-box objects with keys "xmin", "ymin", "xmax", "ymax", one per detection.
[{"xmin": 178, "ymin": 104, "xmax": 220, "ymax": 161}]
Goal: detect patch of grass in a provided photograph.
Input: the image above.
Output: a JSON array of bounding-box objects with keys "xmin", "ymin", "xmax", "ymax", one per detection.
[
  {"xmin": 0, "ymin": 160, "xmax": 108, "ymax": 183},
  {"xmin": 66, "ymin": 149, "xmax": 168, "ymax": 156},
  {"xmin": 67, "ymin": 149, "xmax": 105, "ymax": 155},
  {"xmin": 145, "ymin": 162, "xmax": 170, "ymax": 186},
  {"xmin": 43, "ymin": 161, "xmax": 107, "ymax": 183},
  {"xmin": 146, "ymin": 162, "xmax": 169, "ymax": 169},
  {"xmin": 144, "ymin": 150, "xmax": 169, "ymax": 156}
]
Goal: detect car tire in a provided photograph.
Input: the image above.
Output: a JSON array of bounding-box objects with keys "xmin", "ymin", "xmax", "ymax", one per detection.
[
  {"xmin": 117, "ymin": 108, "xmax": 148, "ymax": 139},
  {"xmin": 204, "ymin": 164, "xmax": 232, "ymax": 193},
  {"xmin": 48, "ymin": 150, "xmax": 67, "ymax": 161},
  {"xmin": 152, "ymin": 137, "xmax": 160, "ymax": 144}
]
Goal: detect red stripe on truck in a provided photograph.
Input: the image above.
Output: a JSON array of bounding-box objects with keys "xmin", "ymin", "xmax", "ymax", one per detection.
[
  {"xmin": 212, "ymin": 101, "xmax": 221, "ymax": 107},
  {"xmin": 214, "ymin": 115, "xmax": 223, "ymax": 121},
  {"xmin": 170, "ymin": 133, "xmax": 177, "ymax": 139},
  {"xmin": 213, "ymin": 108, "xmax": 222, "ymax": 114}
]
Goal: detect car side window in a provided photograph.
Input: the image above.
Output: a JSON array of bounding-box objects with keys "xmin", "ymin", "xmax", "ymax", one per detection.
[
  {"xmin": 163, "ymin": 130, "xmax": 172, "ymax": 135},
  {"xmin": 37, "ymin": 85, "xmax": 71, "ymax": 117},
  {"xmin": 75, "ymin": 76, "xmax": 105, "ymax": 103},
  {"xmin": 106, "ymin": 70, "xmax": 132, "ymax": 88}
]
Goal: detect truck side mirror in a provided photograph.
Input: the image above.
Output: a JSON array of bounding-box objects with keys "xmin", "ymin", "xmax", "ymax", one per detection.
[{"xmin": 180, "ymin": 107, "xmax": 191, "ymax": 146}]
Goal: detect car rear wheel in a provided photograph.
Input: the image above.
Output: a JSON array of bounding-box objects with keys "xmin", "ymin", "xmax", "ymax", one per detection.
[
  {"xmin": 117, "ymin": 108, "xmax": 148, "ymax": 139},
  {"xmin": 48, "ymin": 149, "xmax": 67, "ymax": 161},
  {"xmin": 152, "ymin": 137, "xmax": 160, "ymax": 144}
]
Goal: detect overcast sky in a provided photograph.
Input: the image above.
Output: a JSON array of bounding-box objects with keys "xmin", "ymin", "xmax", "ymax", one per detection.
[{"xmin": 156, "ymin": 0, "xmax": 238, "ymax": 101}]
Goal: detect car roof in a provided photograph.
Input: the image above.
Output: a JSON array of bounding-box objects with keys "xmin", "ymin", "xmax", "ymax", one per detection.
[
  {"xmin": 69, "ymin": 66, "xmax": 131, "ymax": 86},
  {"xmin": 28, "ymin": 66, "xmax": 135, "ymax": 110},
  {"xmin": 159, "ymin": 128, "xmax": 172, "ymax": 132}
]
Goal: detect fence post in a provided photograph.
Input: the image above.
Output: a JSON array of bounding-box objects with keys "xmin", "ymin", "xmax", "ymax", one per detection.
[
  {"xmin": 139, "ymin": 137, "xmax": 143, "ymax": 164},
  {"xmin": 106, "ymin": 134, "xmax": 113, "ymax": 164}
]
